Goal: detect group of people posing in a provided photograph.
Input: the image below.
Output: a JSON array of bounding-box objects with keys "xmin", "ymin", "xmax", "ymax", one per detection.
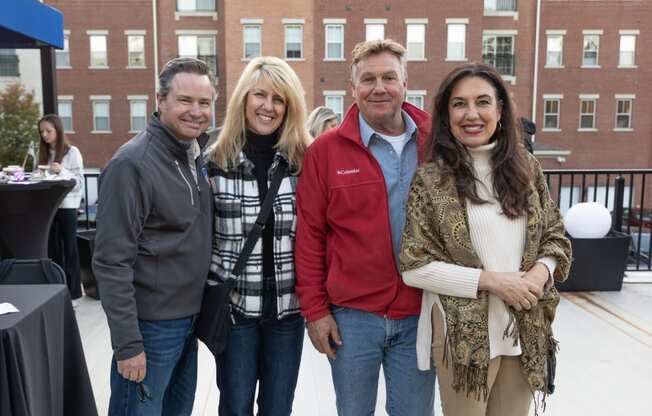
[{"xmin": 91, "ymin": 38, "xmax": 571, "ymax": 416}]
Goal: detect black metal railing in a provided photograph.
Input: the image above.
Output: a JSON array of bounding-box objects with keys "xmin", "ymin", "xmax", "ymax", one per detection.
[{"xmin": 544, "ymin": 169, "xmax": 652, "ymax": 271}]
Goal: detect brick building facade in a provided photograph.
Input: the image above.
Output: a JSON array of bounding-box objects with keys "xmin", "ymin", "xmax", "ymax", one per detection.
[{"xmin": 40, "ymin": 0, "xmax": 651, "ymax": 171}]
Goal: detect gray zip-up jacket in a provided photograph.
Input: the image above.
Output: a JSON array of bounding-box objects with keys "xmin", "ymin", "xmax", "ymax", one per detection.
[{"xmin": 93, "ymin": 115, "xmax": 212, "ymax": 360}]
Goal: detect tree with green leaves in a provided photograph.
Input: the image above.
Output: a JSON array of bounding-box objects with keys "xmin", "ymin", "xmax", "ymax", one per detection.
[{"xmin": 0, "ymin": 83, "xmax": 40, "ymax": 169}]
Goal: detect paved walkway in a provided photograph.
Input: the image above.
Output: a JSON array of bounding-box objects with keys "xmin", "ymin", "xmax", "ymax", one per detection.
[{"xmin": 76, "ymin": 282, "xmax": 652, "ymax": 415}]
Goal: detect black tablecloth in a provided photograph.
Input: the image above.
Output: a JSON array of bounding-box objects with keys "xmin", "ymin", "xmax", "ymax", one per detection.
[
  {"xmin": 0, "ymin": 180, "xmax": 75, "ymax": 259},
  {"xmin": 0, "ymin": 284, "xmax": 97, "ymax": 416}
]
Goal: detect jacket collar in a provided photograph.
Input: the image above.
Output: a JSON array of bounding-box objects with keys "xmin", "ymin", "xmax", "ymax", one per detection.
[
  {"xmin": 337, "ymin": 102, "xmax": 432, "ymax": 162},
  {"xmin": 147, "ymin": 113, "xmax": 210, "ymax": 160}
]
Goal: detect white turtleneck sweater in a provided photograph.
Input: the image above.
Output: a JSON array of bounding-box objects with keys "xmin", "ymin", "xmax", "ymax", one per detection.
[{"xmin": 403, "ymin": 142, "xmax": 557, "ymax": 369}]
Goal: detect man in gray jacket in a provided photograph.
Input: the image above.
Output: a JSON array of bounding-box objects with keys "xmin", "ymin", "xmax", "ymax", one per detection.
[{"xmin": 93, "ymin": 57, "xmax": 214, "ymax": 415}]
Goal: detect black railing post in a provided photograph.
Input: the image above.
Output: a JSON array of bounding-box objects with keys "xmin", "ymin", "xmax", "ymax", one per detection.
[{"xmin": 613, "ymin": 176, "xmax": 625, "ymax": 232}]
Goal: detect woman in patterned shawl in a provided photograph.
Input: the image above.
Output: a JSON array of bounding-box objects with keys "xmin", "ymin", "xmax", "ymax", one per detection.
[{"xmin": 400, "ymin": 63, "xmax": 571, "ymax": 416}]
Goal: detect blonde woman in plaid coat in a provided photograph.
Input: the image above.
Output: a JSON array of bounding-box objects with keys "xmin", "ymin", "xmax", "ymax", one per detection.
[{"xmin": 205, "ymin": 56, "xmax": 311, "ymax": 416}]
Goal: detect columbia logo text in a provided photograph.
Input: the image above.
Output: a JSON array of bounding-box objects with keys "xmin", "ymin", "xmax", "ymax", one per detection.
[{"xmin": 337, "ymin": 168, "xmax": 360, "ymax": 175}]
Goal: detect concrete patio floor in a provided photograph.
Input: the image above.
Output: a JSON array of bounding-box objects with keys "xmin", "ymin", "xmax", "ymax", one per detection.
[{"xmin": 75, "ymin": 278, "xmax": 652, "ymax": 416}]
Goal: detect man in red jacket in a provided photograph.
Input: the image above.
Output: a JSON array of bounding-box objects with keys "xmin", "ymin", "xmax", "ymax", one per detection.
[{"xmin": 295, "ymin": 39, "xmax": 436, "ymax": 415}]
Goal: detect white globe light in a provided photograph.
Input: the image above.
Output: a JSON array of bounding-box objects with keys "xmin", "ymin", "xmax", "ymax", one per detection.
[{"xmin": 564, "ymin": 202, "xmax": 612, "ymax": 239}]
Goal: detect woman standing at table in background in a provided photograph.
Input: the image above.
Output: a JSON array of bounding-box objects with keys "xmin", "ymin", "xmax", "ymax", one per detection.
[
  {"xmin": 400, "ymin": 63, "xmax": 571, "ymax": 416},
  {"xmin": 206, "ymin": 56, "xmax": 311, "ymax": 416},
  {"xmin": 38, "ymin": 114, "xmax": 85, "ymax": 304}
]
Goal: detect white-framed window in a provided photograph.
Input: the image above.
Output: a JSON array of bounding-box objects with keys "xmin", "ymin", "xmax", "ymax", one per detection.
[
  {"xmin": 582, "ymin": 31, "xmax": 601, "ymax": 67},
  {"xmin": 91, "ymin": 96, "xmax": 111, "ymax": 132},
  {"xmin": 614, "ymin": 95, "xmax": 634, "ymax": 131},
  {"xmin": 482, "ymin": 32, "xmax": 516, "ymax": 77},
  {"xmin": 324, "ymin": 90, "xmax": 345, "ymax": 122},
  {"xmin": 128, "ymin": 96, "xmax": 148, "ymax": 132},
  {"xmin": 542, "ymin": 95, "xmax": 562, "ymax": 131},
  {"xmin": 56, "ymin": 32, "xmax": 71, "ymax": 68},
  {"xmin": 88, "ymin": 31, "xmax": 108, "ymax": 68},
  {"xmin": 406, "ymin": 90, "xmax": 427, "ymax": 110},
  {"xmin": 324, "ymin": 21, "xmax": 345, "ymax": 60},
  {"xmin": 405, "ymin": 22, "xmax": 426, "ymax": 61},
  {"xmin": 618, "ymin": 31, "xmax": 638, "ymax": 68},
  {"xmin": 484, "ymin": 0, "xmax": 517, "ymax": 13},
  {"xmin": 545, "ymin": 30, "xmax": 565, "ymax": 68},
  {"xmin": 578, "ymin": 95, "xmax": 598, "ymax": 130},
  {"xmin": 177, "ymin": 32, "xmax": 217, "ymax": 76},
  {"xmin": 57, "ymin": 96, "xmax": 73, "ymax": 132},
  {"xmin": 446, "ymin": 19, "xmax": 468, "ymax": 61},
  {"xmin": 177, "ymin": 0, "xmax": 215, "ymax": 11},
  {"xmin": 284, "ymin": 22, "xmax": 303, "ymax": 60},
  {"xmin": 365, "ymin": 19, "xmax": 386, "ymax": 42},
  {"xmin": 242, "ymin": 24, "xmax": 262, "ymax": 59},
  {"xmin": 126, "ymin": 33, "xmax": 145, "ymax": 67}
]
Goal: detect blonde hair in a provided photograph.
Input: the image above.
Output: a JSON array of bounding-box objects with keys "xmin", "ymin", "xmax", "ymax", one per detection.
[
  {"xmin": 350, "ymin": 39, "xmax": 407, "ymax": 83},
  {"xmin": 208, "ymin": 56, "xmax": 311, "ymax": 171},
  {"xmin": 307, "ymin": 106, "xmax": 338, "ymax": 138}
]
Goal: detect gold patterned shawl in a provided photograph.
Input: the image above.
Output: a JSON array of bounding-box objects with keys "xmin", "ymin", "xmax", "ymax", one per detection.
[{"xmin": 400, "ymin": 154, "xmax": 572, "ymax": 402}]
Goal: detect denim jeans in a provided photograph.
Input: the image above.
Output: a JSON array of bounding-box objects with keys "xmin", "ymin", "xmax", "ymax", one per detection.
[
  {"xmin": 215, "ymin": 285, "xmax": 304, "ymax": 416},
  {"xmin": 329, "ymin": 307, "xmax": 436, "ymax": 416},
  {"xmin": 108, "ymin": 316, "xmax": 198, "ymax": 416}
]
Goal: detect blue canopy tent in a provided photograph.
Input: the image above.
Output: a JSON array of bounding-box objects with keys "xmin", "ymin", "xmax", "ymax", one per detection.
[{"xmin": 0, "ymin": 0, "xmax": 64, "ymax": 115}]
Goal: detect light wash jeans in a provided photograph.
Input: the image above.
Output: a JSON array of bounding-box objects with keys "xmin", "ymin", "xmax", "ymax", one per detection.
[{"xmin": 329, "ymin": 307, "xmax": 436, "ymax": 416}]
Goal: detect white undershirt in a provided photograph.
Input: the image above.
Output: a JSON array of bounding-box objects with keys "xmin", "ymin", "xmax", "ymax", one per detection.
[{"xmin": 377, "ymin": 132, "xmax": 408, "ymax": 157}]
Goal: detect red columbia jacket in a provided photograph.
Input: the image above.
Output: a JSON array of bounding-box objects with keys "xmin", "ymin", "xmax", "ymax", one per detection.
[{"xmin": 295, "ymin": 102, "xmax": 432, "ymax": 322}]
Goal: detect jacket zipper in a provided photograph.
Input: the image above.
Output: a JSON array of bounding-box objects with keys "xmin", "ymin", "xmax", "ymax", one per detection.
[{"xmin": 175, "ymin": 160, "xmax": 195, "ymax": 206}]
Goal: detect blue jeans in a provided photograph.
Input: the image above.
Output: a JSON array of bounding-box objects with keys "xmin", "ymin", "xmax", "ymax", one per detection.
[
  {"xmin": 215, "ymin": 288, "xmax": 304, "ymax": 416},
  {"xmin": 329, "ymin": 307, "xmax": 436, "ymax": 416},
  {"xmin": 108, "ymin": 316, "xmax": 198, "ymax": 416}
]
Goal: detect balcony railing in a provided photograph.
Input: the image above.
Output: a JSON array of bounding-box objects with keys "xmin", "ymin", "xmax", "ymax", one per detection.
[{"xmin": 78, "ymin": 169, "xmax": 652, "ymax": 271}]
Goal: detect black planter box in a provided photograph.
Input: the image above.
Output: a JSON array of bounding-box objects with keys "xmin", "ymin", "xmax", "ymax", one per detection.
[
  {"xmin": 556, "ymin": 231, "xmax": 631, "ymax": 292},
  {"xmin": 77, "ymin": 229, "xmax": 100, "ymax": 299}
]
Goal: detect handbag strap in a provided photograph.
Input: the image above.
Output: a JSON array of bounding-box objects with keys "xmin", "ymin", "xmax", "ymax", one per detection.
[{"xmin": 230, "ymin": 159, "xmax": 288, "ymax": 279}]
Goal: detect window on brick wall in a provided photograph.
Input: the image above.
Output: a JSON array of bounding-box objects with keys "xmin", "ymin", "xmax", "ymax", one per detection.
[
  {"xmin": 406, "ymin": 93, "xmax": 425, "ymax": 110},
  {"xmin": 325, "ymin": 95, "xmax": 344, "ymax": 122},
  {"xmin": 619, "ymin": 34, "xmax": 637, "ymax": 67},
  {"xmin": 57, "ymin": 100, "xmax": 73, "ymax": 132},
  {"xmin": 92, "ymin": 99, "xmax": 111, "ymax": 132},
  {"xmin": 447, "ymin": 24, "xmax": 467, "ymax": 61},
  {"xmin": 546, "ymin": 34, "xmax": 563, "ymax": 67},
  {"xmin": 582, "ymin": 34, "xmax": 600, "ymax": 67},
  {"xmin": 89, "ymin": 34, "xmax": 108, "ymax": 67},
  {"xmin": 285, "ymin": 25, "xmax": 303, "ymax": 59},
  {"xmin": 406, "ymin": 24, "xmax": 425, "ymax": 60},
  {"xmin": 578, "ymin": 97, "xmax": 597, "ymax": 130},
  {"xmin": 482, "ymin": 35, "xmax": 515, "ymax": 77},
  {"xmin": 484, "ymin": 0, "xmax": 517, "ymax": 12},
  {"xmin": 325, "ymin": 24, "xmax": 344, "ymax": 60},
  {"xmin": 177, "ymin": 0, "xmax": 215, "ymax": 12},
  {"xmin": 127, "ymin": 35, "xmax": 145, "ymax": 67},
  {"xmin": 365, "ymin": 23, "xmax": 384, "ymax": 42},
  {"xmin": 614, "ymin": 97, "xmax": 634, "ymax": 130},
  {"xmin": 178, "ymin": 35, "xmax": 217, "ymax": 76},
  {"xmin": 56, "ymin": 35, "xmax": 71, "ymax": 68},
  {"xmin": 129, "ymin": 99, "xmax": 147, "ymax": 132},
  {"xmin": 243, "ymin": 25, "xmax": 261, "ymax": 59},
  {"xmin": 543, "ymin": 97, "xmax": 561, "ymax": 130}
]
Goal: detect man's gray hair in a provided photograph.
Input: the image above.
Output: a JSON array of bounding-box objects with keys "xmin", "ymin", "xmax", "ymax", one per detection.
[
  {"xmin": 157, "ymin": 57, "xmax": 216, "ymax": 98},
  {"xmin": 350, "ymin": 39, "xmax": 407, "ymax": 83}
]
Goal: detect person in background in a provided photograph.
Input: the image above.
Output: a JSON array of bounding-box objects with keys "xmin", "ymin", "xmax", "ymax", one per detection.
[
  {"xmin": 38, "ymin": 114, "xmax": 84, "ymax": 304},
  {"xmin": 206, "ymin": 56, "xmax": 311, "ymax": 416},
  {"xmin": 93, "ymin": 57, "xmax": 215, "ymax": 415},
  {"xmin": 400, "ymin": 63, "xmax": 571, "ymax": 416},
  {"xmin": 306, "ymin": 106, "xmax": 338, "ymax": 139}
]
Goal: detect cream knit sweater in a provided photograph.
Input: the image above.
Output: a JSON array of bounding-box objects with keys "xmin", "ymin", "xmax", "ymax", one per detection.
[{"xmin": 403, "ymin": 142, "xmax": 557, "ymax": 369}]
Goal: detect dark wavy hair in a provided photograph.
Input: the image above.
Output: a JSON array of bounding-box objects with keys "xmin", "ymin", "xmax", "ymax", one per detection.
[
  {"xmin": 38, "ymin": 114, "xmax": 70, "ymax": 165},
  {"xmin": 429, "ymin": 63, "xmax": 531, "ymax": 219}
]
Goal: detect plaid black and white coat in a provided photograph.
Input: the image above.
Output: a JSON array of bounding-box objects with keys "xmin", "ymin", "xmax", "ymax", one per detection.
[{"xmin": 206, "ymin": 151, "xmax": 300, "ymax": 319}]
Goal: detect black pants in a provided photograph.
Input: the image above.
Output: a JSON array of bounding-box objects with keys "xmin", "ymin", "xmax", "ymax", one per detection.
[{"xmin": 48, "ymin": 208, "xmax": 82, "ymax": 299}]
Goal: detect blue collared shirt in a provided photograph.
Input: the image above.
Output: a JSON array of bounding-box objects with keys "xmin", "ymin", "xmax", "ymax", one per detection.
[{"xmin": 359, "ymin": 111, "xmax": 418, "ymax": 267}]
